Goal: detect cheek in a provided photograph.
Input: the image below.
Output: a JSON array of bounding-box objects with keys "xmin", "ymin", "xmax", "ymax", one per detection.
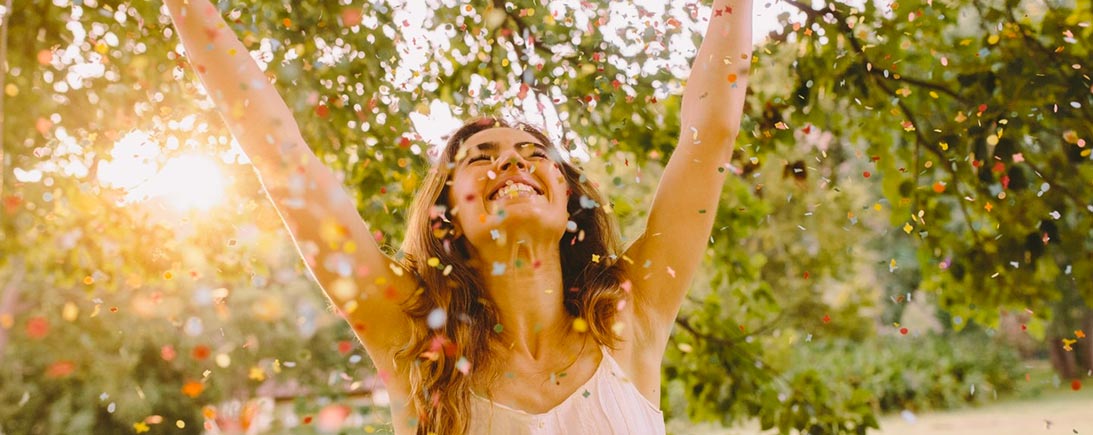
[{"xmin": 450, "ymin": 175, "xmax": 483, "ymax": 204}]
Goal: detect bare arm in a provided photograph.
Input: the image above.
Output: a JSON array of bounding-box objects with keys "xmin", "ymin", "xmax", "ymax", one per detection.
[
  {"xmin": 623, "ymin": 0, "xmax": 752, "ymax": 339},
  {"xmin": 163, "ymin": 0, "xmax": 416, "ymax": 372}
]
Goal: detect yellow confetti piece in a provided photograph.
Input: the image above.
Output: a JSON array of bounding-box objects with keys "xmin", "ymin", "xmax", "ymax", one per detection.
[
  {"xmin": 427, "ymin": 257, "xmax": 440, "ymax": 267},
  {"xmin": 133, "ymin": 422, "xmax": 150, "ymax": 433},
  {"xmin": 939, "ymin": 141, "xmax": 949, "ymax": 151},
  {"xmin": 62, "ymin": 302, "xmax": 79, "ymax": 322},
  {"xmin": 902, "ymin": 223, "xmax": 913, "ymax": 234},
  {"xmin": 249, "ymin": 366, "xmax": 266, "ymax": 382},
  {"xmin": 987, "ymin": 34, "xmax": 1000, "ymax": 45},
  {"xmin": 3, "ymin": 84, "xmax": 17, "ymax": 97},
  {"xmin": 572, "ymin": 318, "xmax": 588, "ymax": 333}
]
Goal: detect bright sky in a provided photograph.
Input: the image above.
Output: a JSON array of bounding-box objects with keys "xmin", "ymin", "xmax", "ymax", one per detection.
[{"xmin": 407, "ymin": 0, "xmax": 806, "ymax": 162}]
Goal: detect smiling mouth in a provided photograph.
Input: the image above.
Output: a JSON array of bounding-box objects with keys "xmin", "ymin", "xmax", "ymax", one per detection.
[{"xmin": 489, "ymin": 181, "xmax": 543, "ymax": 201}]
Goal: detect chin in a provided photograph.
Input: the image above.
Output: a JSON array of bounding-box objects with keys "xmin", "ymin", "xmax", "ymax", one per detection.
[{"xmin": 472, "ymin": 202, "xmax": 567, "ymax": 243}]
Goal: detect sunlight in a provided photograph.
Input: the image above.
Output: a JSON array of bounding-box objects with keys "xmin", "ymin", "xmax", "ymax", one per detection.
[
  {"xmin": 97, "ymin": 130, "xmax": 228, "ymax": 211},
  {"xmin": 150, "ymin": 155, "xmax": 227, "ymax": 211}
]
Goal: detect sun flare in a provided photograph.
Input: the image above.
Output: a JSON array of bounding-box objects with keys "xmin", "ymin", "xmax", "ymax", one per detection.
[
  {"xmin": 152, "ymin": 154, "xmax": 227, "ymax": 211},
  {"xmin": 97, "ymin": 130, "xmax": 228, "ymax": 212}
]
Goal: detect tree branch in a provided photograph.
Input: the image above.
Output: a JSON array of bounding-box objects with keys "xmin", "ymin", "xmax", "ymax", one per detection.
[
  {"xmin": 782, "ymin": 0, "xmax": 969, "ymax": 105},
  {"xmin": 784, "ymin": 0, "xmax": 985, "ymax": 245}
]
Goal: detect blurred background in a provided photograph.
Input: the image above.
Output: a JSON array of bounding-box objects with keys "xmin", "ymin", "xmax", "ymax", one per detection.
[{"xmin": 0, "ymin": 0, "xmax": 1090, "ymax": 434}]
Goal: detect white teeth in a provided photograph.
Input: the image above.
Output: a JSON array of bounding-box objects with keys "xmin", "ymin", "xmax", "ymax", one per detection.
[{"xmin": 492, "ymin": 182, "xmax": 538, "ymax": 200}]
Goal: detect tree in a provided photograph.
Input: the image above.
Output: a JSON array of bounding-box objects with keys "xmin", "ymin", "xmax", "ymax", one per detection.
[{"xmin": 768, "ymin": 0, "xmax": 1092, "ymax": 376}]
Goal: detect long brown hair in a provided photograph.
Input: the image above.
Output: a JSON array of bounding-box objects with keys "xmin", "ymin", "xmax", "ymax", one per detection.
[{"xmin": 395, "ymin": 117, "xmax": 627, "ymax": 434}]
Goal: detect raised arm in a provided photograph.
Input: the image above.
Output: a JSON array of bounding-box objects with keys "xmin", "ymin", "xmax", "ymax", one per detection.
[
  {"xmin": 623, "ymin": 0, "xmax": 752, "ymax": 337},
  {"xmin": 163, "ymin": 0, "xmax": 416, "ymax": 370}
]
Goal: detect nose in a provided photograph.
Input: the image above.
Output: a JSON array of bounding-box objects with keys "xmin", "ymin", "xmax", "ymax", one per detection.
[{"xmin": 496, "ymin": 152, "xmax": 529, "ymax": 172}]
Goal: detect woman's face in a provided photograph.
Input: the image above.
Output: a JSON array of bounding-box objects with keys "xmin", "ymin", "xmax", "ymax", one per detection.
[{"xmin": 446, "ymin": 127, "xmax": 570, "ymax": 249}]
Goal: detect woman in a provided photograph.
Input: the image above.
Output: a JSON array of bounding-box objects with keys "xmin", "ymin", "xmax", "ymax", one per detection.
[{"xmin": 165, "ymin": 1, "xmax": 752, "ymax": 434}]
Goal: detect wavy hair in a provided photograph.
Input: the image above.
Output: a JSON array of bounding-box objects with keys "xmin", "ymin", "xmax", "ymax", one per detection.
[{"xmin": 394, "ymin": 117, "xmax": 627, "ymax": 434}]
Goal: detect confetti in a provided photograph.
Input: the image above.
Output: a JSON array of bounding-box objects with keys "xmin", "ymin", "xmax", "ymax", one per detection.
[
  {"xmin": 25, "ymin": 316, "xmax": 50, "ymax": 339},
  {"xmin": 427, "ymin": 308, "xmax": 447, "ymax": 329},
  {"xmin": 455, "ymin": 356, "xmax": 471, "ymax": 375},
  {"xmin": 181, "ymin": 381, "xmax": 205, "ymax": 398},
  {"xmin": 572, "ymin": 318, "xmax": 589, "ymax": 332}
]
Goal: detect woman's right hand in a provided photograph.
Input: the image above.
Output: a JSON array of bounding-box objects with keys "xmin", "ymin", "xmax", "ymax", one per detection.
[{"xmin": 163, "ymin": 0, "xmax": 418, "ymax": 375}]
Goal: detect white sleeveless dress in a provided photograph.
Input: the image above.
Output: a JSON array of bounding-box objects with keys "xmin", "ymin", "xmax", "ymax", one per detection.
[{"xmin": 468, "ymin": 347, "xmax": 667, "ymax": 435}]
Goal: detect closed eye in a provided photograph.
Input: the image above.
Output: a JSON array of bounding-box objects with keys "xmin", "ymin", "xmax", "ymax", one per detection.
[{"xmin": 467, "ymin": 155, "xmax": 492, "ymax": 164}]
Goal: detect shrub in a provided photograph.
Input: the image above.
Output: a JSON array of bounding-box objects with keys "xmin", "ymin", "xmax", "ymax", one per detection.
[{"xmin": 790, "ymin": 331, "xmax": 1024, "ymax": 414}]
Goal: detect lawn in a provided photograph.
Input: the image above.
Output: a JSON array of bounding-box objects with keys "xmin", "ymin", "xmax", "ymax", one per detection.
[
  {"xmin": 874, "ymin": 384, "xmax": 1093, "ymax": 435},
  {"xmin": 669, "ymin": 361, "xmax": 1093, "ymax": 435}
]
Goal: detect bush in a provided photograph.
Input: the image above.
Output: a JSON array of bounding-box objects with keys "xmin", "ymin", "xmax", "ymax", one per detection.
[{"xmin": 790, "ymin": 331, "xmax": 1024, "ymax": 414}]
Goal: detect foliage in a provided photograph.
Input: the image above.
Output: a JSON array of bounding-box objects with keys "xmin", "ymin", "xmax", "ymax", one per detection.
[
  {"xmin": 793, "ymin": 332, "xmax": 1024, "ymax": 415},
  {"xmin": 767, "ymin": 0, "xmax": 1093, "ymax": 332}
]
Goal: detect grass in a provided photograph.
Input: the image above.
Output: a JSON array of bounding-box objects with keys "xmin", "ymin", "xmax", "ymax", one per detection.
[
  {"xmin": 876, "ymin": 360, "xmax": 1093, "ymax": 435},
  {"xmin": 874, "ymin": 384, "xmax": 1093, "ymax": 435},
  {"xmin": 669, "ymin": 361, "xmax": 1093, "ymax": 435}
]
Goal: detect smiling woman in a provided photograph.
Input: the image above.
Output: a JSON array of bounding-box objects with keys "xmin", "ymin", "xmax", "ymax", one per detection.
[{"xmin": 163, "ymin": 0, "xmax": 751, "ymax": 433}]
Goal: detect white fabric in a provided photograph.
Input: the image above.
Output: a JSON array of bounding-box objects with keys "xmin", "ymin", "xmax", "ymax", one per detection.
[{"xmin": 468, "ymin": 347, "xmax": 666, "ymax": 435}]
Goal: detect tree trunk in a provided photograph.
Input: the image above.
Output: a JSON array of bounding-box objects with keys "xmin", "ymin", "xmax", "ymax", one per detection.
[
  {"xmin": 1048, "ymin": 334, "xmax": 1078, "ymax": 380},
  {"xmin": 1079, "ymin": 308, "xmax": 1093, "ymax": 375},
  {"xmin": 0, "ymin": 0, "xmax": 14, "ymax": 199}
]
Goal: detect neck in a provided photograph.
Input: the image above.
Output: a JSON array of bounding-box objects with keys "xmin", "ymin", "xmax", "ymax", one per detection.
[{"xmin": 473, "ymin": 230, "xmax": 570, "ymax": 361}]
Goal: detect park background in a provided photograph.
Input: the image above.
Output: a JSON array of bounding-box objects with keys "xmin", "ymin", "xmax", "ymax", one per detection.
[{"xmin": 0, "ymin": 0, "xmax": 1091, "ymax": 433}]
